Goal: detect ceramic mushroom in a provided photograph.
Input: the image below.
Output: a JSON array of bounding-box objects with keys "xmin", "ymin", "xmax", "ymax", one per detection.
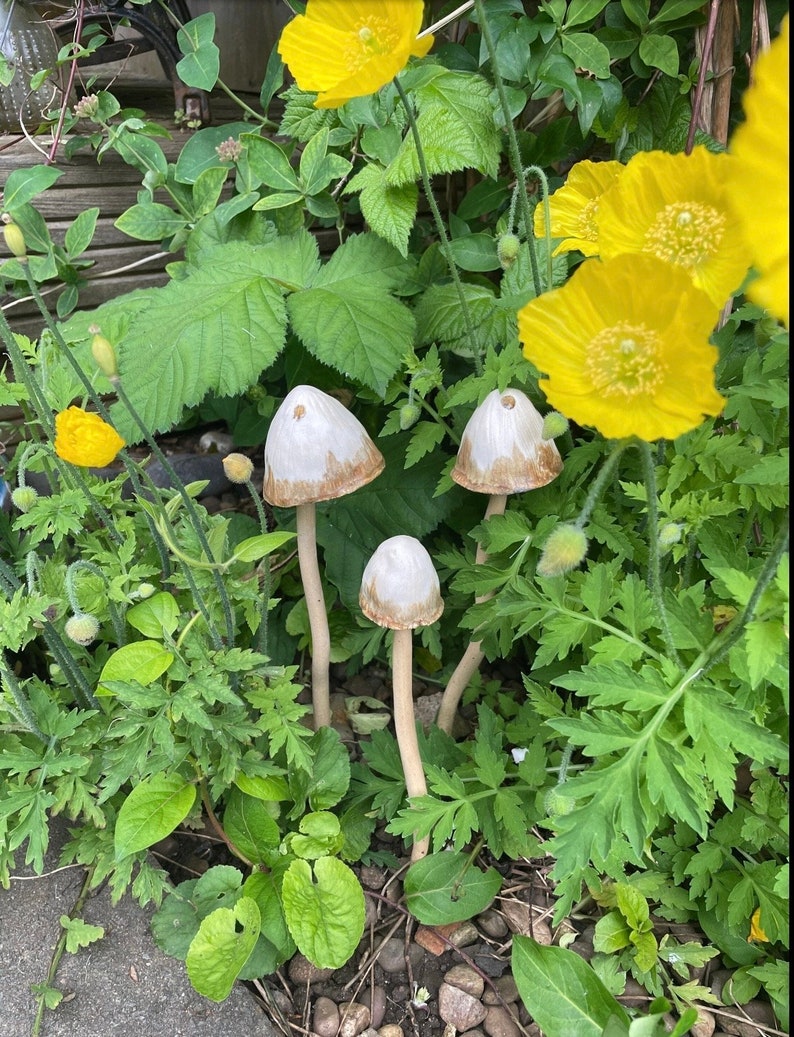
[
  {"xmin": 263, "ymin": 385, "xmax": 384, "ymax": 730},
  {"xmin": 359, "ymin": 535, "xmax": 443, "ymax": 862},
  {"xmin": 435, "ymin": 388, "xmax": 563, "ymax": 734}
]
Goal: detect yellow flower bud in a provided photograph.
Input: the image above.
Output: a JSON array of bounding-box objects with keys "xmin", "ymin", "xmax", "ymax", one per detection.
[
  {"xmin": 222, "ymin": 452, "xmax": 254, "ymax": 484},
  {"xmin": 54, "ymin": 407, "xmax": 125, "ymax": 467},
  {"xmin": 90, "ymin": 333, "xmax": 119, "ymax": 381},
  {"xmin": 537, "ymin": 524, "xmax": 588, "ymax": 578},
  {"xmin": 3, "ymin": 220, "xmax": 27, "ymax": 258}
]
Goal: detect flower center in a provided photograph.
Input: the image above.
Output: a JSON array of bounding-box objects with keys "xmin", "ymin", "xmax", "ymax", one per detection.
[
  {"xmin": 577, "ymin": 198, "xmax": 600, "ymax": 241},
  {"xmin": 644, "ymin": 201, "xmax": 725, "ymax": 271},
  {"xmin": 585, "ymin": 321, "xmax": 666, "ymax": 398},
  {"xmin": 345, "ymin": 19, "xmax": 399, "ymax": 70}
]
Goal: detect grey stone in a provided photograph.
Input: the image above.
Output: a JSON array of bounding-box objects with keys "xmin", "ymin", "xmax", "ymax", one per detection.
[
  {"xmin": 718, "ymin": 1000, "xmax": 779, "ymax": 1037},
  {"xmin": 0, "ymin": 818, "xmax": 275, "ymax": 1037},
  {"xmin": 690, "ymin": 1010, "xmax": 716, "ymax": 1037},
  {"xmin": 483, "ymin": 1004, "xmax": 522, "ymax": 1037},
  {"xmin": 477, "ymin": 908, "xmax": 509, "ymax": 939},
  {"xmin": 287, "ymin": 953, "xmax": 337, "ymax": 985},
  {"xmin": 376, "ymin": 936, "xmax": 422, "ymax": 974},
  {"xmin": 443, "ymin": 963, "xmax": 484, "ymax": 998},
  {"xmin": 448, "ymin": 920, "xmax": 480, "ymax": 948},
  {"xmin": 313, "ymin": 995, "xmax": 340, "ymax": 1037},
  {"xmin": 338, "ymin": 1000, "xmax": 371, "ymax": 1037},
  {"xmin": 378, "ymin": 1026, "xmax": 404, "ymax": 1037},
  {"xmin": 482, "ymin": 974, "xmax": 519, "ymax": 1005},
  {"xmin": 437, "ymin": 981, "xmax": 487, "ymax": 1031},
  {"xmin": 360, "ymin": 984, "xmax": 387, "ymax": 1029}
]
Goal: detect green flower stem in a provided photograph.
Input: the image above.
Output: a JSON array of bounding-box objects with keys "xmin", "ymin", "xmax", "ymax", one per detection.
[
  {"xmin": 65, "ymin": 560, "xmax": 126, "ymax": 646},
  {"xmin": 573, "ymin": 440, "xmax": 630, "ymax": 532},
  {"xmin": 506, "ymin": 164, "xmax": 553, "ymax": 291},
  {"xmin": 0, "ymin": 649, "xmax": 48, "ymax": 744},
  {"xmin": 392, "ymin": 76, "xmax": 484, "ymax": 376},
  {"xmin": 473, "ymin": 0, "xmax": 542, "ymax": 298},
  {"xmin": 681, "ymin": 530, "xmax": 698, "ymax": 588},
  {"xmin": 0, "ymin": 305, "xmax": 56, "ymax": 438},
  {"xmin": 700, "ymin": 512, "xmax": 789, "ymax": 679},
  {"xmin": 638, "ymin": 440, "xmax": 683, "ymax": 669},
  {"xmin": 244, "ymin": 478, "xmax": 273, "ymax": 656},
  {"xmin": 112, "ymin": 379, "xmax": 236, "ymax": 645}
]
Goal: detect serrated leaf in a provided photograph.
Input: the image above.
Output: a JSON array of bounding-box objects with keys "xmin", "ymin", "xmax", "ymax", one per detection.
[
  {"xmin": 186, "ymin": 897, "xmax": 259, "ymax": 1001},
  {"xmin": 115, "ymin": 775, "xmax": 196, "ymax": 858},
  {"xmin": 404, "ymin": 852, "xmax": 502, "ymax": 924},
  {"xmin": 512, "ymin": 937, "xmax": 630, "ymax": 1036},
  {"xmin": 404, "ymin": 420, "xmax": 446, "ymax": 468},
  {"xmin": 281, "ymin": 857, "xmax": 365, "ymax": 968},
  {"xmin": 60, "ymin": 915, "xmax": 105, "ymax": 954},
  {"xmin": 345, "ymin": 163, "xmax": 418, "ymax": 257}
]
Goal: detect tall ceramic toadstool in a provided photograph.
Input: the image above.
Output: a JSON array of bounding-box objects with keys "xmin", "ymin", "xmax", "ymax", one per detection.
[
  {"xmin": 435, "ymin": 388, "xmax": 563, "ymax": 734},
  {"xmin": 359, "ymin": 535, "xmax": 443, "ymax": 862},
  {"xmin": 263, "ymin": 385, "xmax": 384, "ymax": 730}
]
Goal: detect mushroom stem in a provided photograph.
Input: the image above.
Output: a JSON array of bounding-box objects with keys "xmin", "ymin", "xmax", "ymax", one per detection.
[
  {"xmin": 392, "ymin": 627, "xmax": 429, "ymax": 862},
  {"xmin": 436, "ymin": 493, "xmax": 508, "ymax": 735},
  {"xmin": 295, "ymin": 502, "xmax": 332, "ymax": 730}
]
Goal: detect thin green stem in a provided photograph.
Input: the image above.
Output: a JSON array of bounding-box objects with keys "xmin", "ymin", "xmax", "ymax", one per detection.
[
  {"xmin": 638, "ymin": 440, "xmax": 683, "ymax": 668},
  {"xmin": 573, "ymin": 440, "xmax": 630, "ymax": 532},
  {"xmin": 681, "ymin": 530, "xmax": 698, "ymax": 588},
  {"xmin": 244, "ymin": 478, "xmax": 272, "ymax": 656},
  {"xmin": 65, "ymin": 560, "xmax": 126, "ymax": 646},
  {"xmin": 0, "ymin": 650, "xmax": 48, "ymax": 744},
  {"xmin": 392, "ymin": 76, "xmax": 484, "ymax": 376},
  {"xmin": 474, "ymin": 0, "xmax": 541, "ymax": 298}
]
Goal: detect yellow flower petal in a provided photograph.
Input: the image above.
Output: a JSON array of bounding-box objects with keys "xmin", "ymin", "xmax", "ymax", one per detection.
[
  {"xmin": 518, "ymin": 254, "xmax": 725, "ymax": 441},
  {"xmin": 748, "ymin": 907, "xmax": 769, "ymax": 944},
  {"xmin": 726, "ymin": 16, "xmax": 789, "ymax": 328},
  {"xmin": 54, "ymin": 407, "xmax": 125, "ymax": 467},
  {"xmin": 533, "ymin": 160, "xmax": 624, "ymax": 257},
  {"xmin": 597, "ymin": 147, "xmax": 750, "ymax": 308},
  {"xmin": 278, "ymin": 0, "xmax": 433, "ymax": 109}
]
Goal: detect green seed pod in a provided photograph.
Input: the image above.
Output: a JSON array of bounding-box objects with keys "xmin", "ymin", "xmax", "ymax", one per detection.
[{"xmin": 541, "ymin": 411, "xmax": 570, "ymax": 440}]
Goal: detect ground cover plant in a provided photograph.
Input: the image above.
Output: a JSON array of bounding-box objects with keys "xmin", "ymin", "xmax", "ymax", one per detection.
[{"xmin": 0, "ymin": 1, "xmax": 789, "ymax": 1033}]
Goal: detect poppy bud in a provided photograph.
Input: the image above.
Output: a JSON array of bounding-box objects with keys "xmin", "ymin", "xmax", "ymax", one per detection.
[
  {"xmin": 222, "ymin": 452, "xmax": 254, "ymax": 484},
  {"xmin": 90, "ymin": 332, "xmax": 119, "ymax": 381},
  {"xmin": 659, "ymin": 522, "xmax": 683, "ymax": 547},
  {"xmin": 537, "ymin": 524, "xmax": 588, "ymax": 578},
  {"xmin": 497, "ymin": 233, "xmax": 520, "ymax": 269},
  {"xmin": 544, "ymin": 787, "xmax": 575, "ymax": 818},
  {"xmin": 11, "ymin": 486, "xmax": 38, "ymax": 512},
  {"xmin": 65, "ymin": 613, "xmax": 100, "ymax": 646},
  {"xmin": 541, "ymin": 411, "xmax": 569, "ymax": 440},
  {"xmin": 3, "ymin": 220, "xmax": 27, "ymax": 258},
  {"xmin": 399, "ymin": 403, "xmax": 421, "ymax": 430}
]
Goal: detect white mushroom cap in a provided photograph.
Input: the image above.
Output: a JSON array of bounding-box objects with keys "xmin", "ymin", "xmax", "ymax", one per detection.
[
  {"xmin": 451, "ymin": 388, "xmax": 563, "ymax": 494},
  {"xmin": 263, "ymin": 385, "xmax": 385, "ymax": 506},
  {"xmin": 360, "ymin": 535, "xmax": 444, "ymax": 630}
]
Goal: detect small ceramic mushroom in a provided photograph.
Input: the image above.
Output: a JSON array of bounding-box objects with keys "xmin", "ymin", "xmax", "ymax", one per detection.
[
  {"xmin": 359, "ymin": 535, "xmax": 443, "ymax": 862},
  {"xmin": 263, "ymin": 385, "xmax": 384, "ymax": 730},
  {"xmin": 435, "ymin": 388, "xmax": 563, "ymax": 734}
]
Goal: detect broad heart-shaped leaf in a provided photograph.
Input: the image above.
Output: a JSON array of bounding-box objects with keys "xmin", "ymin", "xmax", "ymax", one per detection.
[
  {"xmin": 404, "ymin": 852, "xmax": 502, "ymax": 925},
  {"xmin": 115, "ymin": 774, "xmax": 196, "ymax": 859},
  {"xmin": 87, "ymin": 239, "xmax": 302, "ymax": 440},
  {"xmin": 186, "ymin": 897, "xmax": 260, "ymax": 1001},
  {"xmin": 281, "ymin": 857, "xmax": 365, "ymax": 969},
  {"xmin": 287, "ymin": 233, "xmax": 414, "ymax": 394},
  {"xmin": 512, "ymin": 937, "xmax": 630, "ymax": 1037},
  {"xmin": 98, "ymin": 640, "xmax": 174, "ymax": 693},
  {"xmin": 176, "ymin": 13, "xmax": 220, "ymax": 91}
]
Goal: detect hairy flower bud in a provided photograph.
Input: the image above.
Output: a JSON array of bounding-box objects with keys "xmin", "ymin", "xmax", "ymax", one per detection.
[
  {"xmin": 2, "ymin": 220, "xmax": 27, "ymax": 258},
  {"xmin": 659, "ymin": 522, "xmax": 683, "ymax": 547},
  {"xmin": 135, "ymin": 582, "xmax": 156, "ymax": 600},
  {"xmin": 90, "ymin": 332, "xmax": 119, "ymax": 381},
  {"xmin": 11, "ymin": 486, "xmax": 38, "ymax": 512},
  {"xmin": 537, "ymin": 524, "xmax": 588, "ymax": 578},
  {"xmin": 65, "ymin": 612, "xmax": 100, "ymax": 647},
  {"xmin": 222, "ymin": 452, "xmax": 254, "ymax": 484},
  {"xmin": 496, "ymin": 233, "xmax": 520, "ymax": 269},
  {"xmin": 544, "ymin": 787, "xmax": 575, "ymax": 818},
  {"xmin": 541, "ymin": 411, "xmax": 570, "ymax": 440},
  {"xmin": 399, "ymin": 403, "xmax": 421, "ymax": 430}
]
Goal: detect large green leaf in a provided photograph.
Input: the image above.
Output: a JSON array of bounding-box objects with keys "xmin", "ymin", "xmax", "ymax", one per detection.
[
  {"xmin": 186, "ymin": 897, "xmax": 260, "ymax": 1001},
  {"xmin": 404, "ymin": 852, "xmax": 502, "ymax": 925},
  {"xmin": 176, "ymin": 13, "xmax": 220, "ymax": 91},
  {"xmin": 281, "ymin": 857, "xmax": 365, "ymax": 968},
  {"xmin": 345, "ymin": 164, "xmax": 418, "ymax": 258},
  {"xmin": 286, "ymin": 233, "xmax": 414, "ymax": 394},
  {"xmin": 114, "ymin": 774, "xmax": 196, "ymax": 859},
  {"xmin": 2, "ymin": 166, "xmax": 61, "ymax": 211},
  {"xmin": 512, "ymin": 937, "xmax": 630, "ymax": 1037}
]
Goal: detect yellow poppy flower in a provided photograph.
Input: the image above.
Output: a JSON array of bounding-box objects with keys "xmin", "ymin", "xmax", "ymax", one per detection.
[
  {"xmin": 277, "ymin": 0, "xmax": 434, "ymax": 110},
  {"xmin": 54, "ymin": 407, "xmax": 125, "ymax": 467},
  {"xmin": 725, "ymin": 16, "xmax": 789, "ymax": 328},
  {"xmin": 533, "ymin": 160, "xmax": 624, "ymax": 257},
  {"xmin": 518, "ymin": 254, "xmax": 725, "ymax": 442},
  {"xmin": 597, "ymin": 147, "xmax": 749, "ymax": 308}
]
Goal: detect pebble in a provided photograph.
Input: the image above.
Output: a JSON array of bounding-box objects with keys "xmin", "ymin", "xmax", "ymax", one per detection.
[
  {"xmin": 287, "ymin": 953, "xmax": 336, "ymax": 985},
  {"xmin": 338, "ymin": 1001, "xmax": 371, "ymax": 1037},
  {"xmin": 483, "ymin": 1004, "xmax": 522, "ymax": 1037},
  {"xmin": 690, "ymin": 1010, "xmax": 716, "ymax": 1037},
  {"xmin": 360, "ymin": 985, "xmax": 387, "ymax": 1029},
  {"xmin": 718, "ymin": 1000, "xmax": 779, "ymax": 1037},
  {"xmin": 378, "ymin": 1026, "xmax": 404, "ymax": 1037},
  {"xmin": 437, "ymin": 981, "xmax": 488, "ymax": 1031},
  {"xmin": 447, "ymin": 920, "xmax": 480, "ymax": 948},
  {"xmin": 482, "ymin": 974, "xmax": 519, "ymax": 1005},
  {"xmin": 198, "ymin": 429, "xmax": 234, "ymax": 454},
  {"xmin": 313, "ymin": 996, "xmax": 340, "ymax": 1037},
  {"xmin": 477, "ymin": 908, "xmax": 509, "ymax": 939},
  {"xmin": 377, "ymin": 936, "xmax": 422, "ymax": 974},
  {"xmin": 444, "ymin": 964, "xmax": 484, "ymax": 998},
  {"xmin": 359, "ymin": 865, "xmax": 387, "ymax": 890}
]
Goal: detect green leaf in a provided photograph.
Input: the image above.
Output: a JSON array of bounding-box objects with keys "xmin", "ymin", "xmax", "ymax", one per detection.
[
  {"xmin": 174, "ymin": 122, "xmax": 251, "ymax": 183},
  {"xmin": 561, "ymin": 32, "xmax": 611, "ymax": 77},
  {"xmin": 186, "ymin": 897, "xmax": 260, "ymax": 1001},
  {"xmin": 287, "ymin": 234, "xmax": 414, "ymax": 394},
  {"xmin": 345, "ymin": 163, "xmax": 418, "ymax": 258},
  {"xmin": 176, "ymin": 13, "xmax": 220, "ymax": 91},
  {"xmin": 281, "ymin": 857, "xmax": 365, "ymax": 968},
  {"xmin": 232, "ymin": 531, "xmax": 296, "ymax": 562},
  {"xmin": 115, "ymin": 774, "xmax": 197, "ymax": 858},
  {"xmin": 243, "ymin": 134, "xmax": 300, "ymax": 192},
  {"xmin": 222, "ymin": 788, "xmax": 280, "ymax": 863},
  {"xmin": 114, "ymin": 202, "xmax": 186, "ymax": 241},
  {"xmin": 64, "ymin": 207, "xmax": 99, "ymax": 257},
  {"xmin": 98, "ymin": 641, "xmax": 174, "ymax": 693},
  {"xmin": 2, "ymin": 166, "xmax": 62, "ymax": 211},
  {"xmin": 192, "ymin": 165, "xmax": 230, "ymax": 218},
  {"xmin": 512, "ymin": 937, "xmax": 630, "ymax": 1036},
  {"xmin": 242, "ymin": 871, "xmax": 295, "ymax": 963},
  {"xmin": 288, "ymin": 811, "xmax": 344, "ymax": 860},
  {"xmin": 447, "ymin": 233, "xmax": 501, "ymax": 272},
  {"xmin": 112, "ymin": 131, "xmax": 168, "ymax": 177},
  {"xmin": 299, "ymin": 127, "xmax": 352, "ymax": 196},
  {"xmin": 594, "ymin": 911, "xmax": 632, "ymax": 954},
  {"xmin": 126, "ymin": 593, "xmax": 181, "ymax": 638},
  {"xmin": 651, "ymin": 0, "xmax": 708, "ymax": 24},
  {"xmin": 638, "ymin": 33, "xmax": 679, "ymax": 76},
  {"xmin": 404, "ymin": 852, "xmax": 502, "ymax": 925},
  {"xmin": 60, "ymin": 915, "xmax": 105, "ymax": 954},
  {"xmin": 564, "ymin": 0, "xmax": 611, "ymax": 28}
]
